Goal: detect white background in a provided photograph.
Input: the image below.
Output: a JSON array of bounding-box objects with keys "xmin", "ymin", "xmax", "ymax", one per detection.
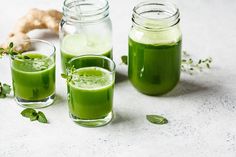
[{"xmin": 1, "ymin": 0, "xmax": 236, "ymax": 156}]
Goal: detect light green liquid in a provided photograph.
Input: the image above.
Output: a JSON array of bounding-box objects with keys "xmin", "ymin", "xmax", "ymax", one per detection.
[
  {"xmin": 60, "ymin": 34, "xmax": 112, "ymax": 72},
  {"xmin": 61, "ymin": 50, "xmax": 112, "ymax": 73},
  {"xmin": 68, "ymin": 67, "xmax": 114, "ymax": 119},
  {"xmin": 11, "ymin": 54, "xmax": 55, "ymax": 100}
]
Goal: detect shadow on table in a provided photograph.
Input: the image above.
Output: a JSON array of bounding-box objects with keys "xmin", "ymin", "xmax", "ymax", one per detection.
[
  {"xmin": 53, "ymin": 94, "xmax": 66, "ymax": 107},
  {"xmin": 163, "ymin": 79, "xmax": 216, "ymax": 97},
  {"xmin": 110, "ymin": 112, "xmax": 132, "ymax": 125},
  {"xmin": 115, "ymin": 71, "xmax": 128, "ymax": 84}
]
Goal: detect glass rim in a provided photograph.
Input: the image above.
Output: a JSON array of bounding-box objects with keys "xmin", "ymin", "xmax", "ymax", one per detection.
[
  {"xmin": 11, "ymin": 39, "xmax": 56, "ymax": 61},
  {"xmin": 67, "ymin": 54, "xmax": 116, "ymax": 72}
]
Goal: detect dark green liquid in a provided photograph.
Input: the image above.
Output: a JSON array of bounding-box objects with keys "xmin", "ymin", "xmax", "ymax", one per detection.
[
  {"xmin": 128, "ymin": 38, "xmax": 181, "ymax": 95},
  {"xmin": 11, "ymin": 54, "xmax": 55, "ymax": 100},
  {"xmin": 61, "ymin": 50, "xmax": 112, "ymax": 73}
]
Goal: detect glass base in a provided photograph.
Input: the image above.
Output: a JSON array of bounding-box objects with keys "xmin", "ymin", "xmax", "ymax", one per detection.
[
  {"xmin": 70, "ymin": 111, "xmax": 113, "ymax": 127},
  {"xmin": 15, "ymin": 93, "xmax": 55, "ymax": 109}
]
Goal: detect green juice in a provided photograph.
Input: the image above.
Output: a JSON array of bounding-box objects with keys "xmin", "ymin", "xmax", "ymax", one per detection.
[
  {"xmin": 11, "ymin": 54, "xmax": 55, "ymax": 100},
  {"xmin": 128, "ymin": 38, "xmax": 181, "ymax": 95},
  {"xmin": 61, "ymin": 34, "xmax": 112, "ymax": 72},
  {"xmin": 68, "ymin": 67, "xmax": 114, "ymax": 119},
  {"xmin": 61, "ymin": 50, "xmax": 112, "ymax": 72}
]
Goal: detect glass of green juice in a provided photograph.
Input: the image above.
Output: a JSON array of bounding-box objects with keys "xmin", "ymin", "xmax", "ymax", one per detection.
[
  {"xmin": 66, "ymin": 55, "xmax": 115, "ymax": 127},
  {"xmin": 11, "ymin": 39, "xmax": 56, "ymax": 108},
  {"xmin": 128, "ymin": 0, "xmax": 182, "ymax": 95}
]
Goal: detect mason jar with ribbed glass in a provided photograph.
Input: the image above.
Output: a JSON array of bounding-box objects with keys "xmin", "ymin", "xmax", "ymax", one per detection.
[
  {"xmin": 128, "ymin": 0, "xmax": 182, "ymax": 95},
  {"xmin": 60, "ymin": 0, "xmax": 112, "ymax": 72}
]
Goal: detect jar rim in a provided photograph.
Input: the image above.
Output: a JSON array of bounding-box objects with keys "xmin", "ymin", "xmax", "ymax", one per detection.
[{"xmin": 132, "ymin": 0, "xmax": 180, "ymax": 30}]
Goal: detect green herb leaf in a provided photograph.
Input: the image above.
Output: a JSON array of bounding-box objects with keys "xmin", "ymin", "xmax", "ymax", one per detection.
[
  {"xmin": 61, "ymin": 73, "xmax": 68, "ymax": 79},
  {"xmin": 21, "ymin": 109, "xmax": 48, "ymax": 124},
  {"xmin": 37, "ymin": 111, "xmax": 48, "ymax": 123},
  {"xmin": 206, "ymin": 63, "xmax": 210, "ymax": 68},
  {"xmin": 30, "ymin": 113, "xmax": 38, "ymax": 121},
  {"xmin": 146, "ymin": 115, "xmax": 168, "ymax": 125},
  {"xmin": 2, "ymin": 84, "xmax": 11, "ymax": 94},
  {"xmin": 0, "ymin": 48, "xmax": 4, "ymax": 57},
  {"xmin": 121, "ymin": 55, "xmax": 128, "ymax": 65},
  {"xmin": 0, "ymin": 94, "xmax": 6, "ymax": 98},
  {"xmin": 11, "ymin": 52, "xmax": 18, "ymax": 56},
  {"xmin": 23, "ymin": 56, "xmax": 31, "ymax": 59},
  {"xmin": 21, "ymin": 108, "xmax": 37, "ymax": 118},
  {"xmin": 9, "ymin": 42, "xmax": 14, "ymax": 48},
  {"xmin": 0, "ymin": 82, "xmax": 11, "ymax": 98}
]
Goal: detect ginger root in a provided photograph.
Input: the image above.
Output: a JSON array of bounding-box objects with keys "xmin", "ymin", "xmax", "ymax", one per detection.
[{"xmin": 1, "ymin": 8, "xmax": 62, "ymax": 52}]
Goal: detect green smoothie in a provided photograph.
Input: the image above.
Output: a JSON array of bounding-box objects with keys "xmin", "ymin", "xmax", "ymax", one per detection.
[
  {"xmin": 128, "ymin": 38, "xmax": 181, "ymax": 95},
  {"xmin": 67, "ymin": 67, "xmax": 114, "ymax": 119},
  {"xmin": 11, "ymin": 54, "xmax": 55, "ymax": 101},
  {"xmin": 61, "ymin": 34, "xmax": 112, "ymax": 72}
]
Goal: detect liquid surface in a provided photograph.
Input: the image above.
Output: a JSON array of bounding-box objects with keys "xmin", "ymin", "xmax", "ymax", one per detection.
[
  {"xmin": 68, "ymin": 67, "xmax": 114, "ymax": 119},
  {"xmin": 128, "ymin": 38, "xmax": 181, "ymax": 95},
  {"xmin": 12, "ymin": 54, "xmax": 53, "ymax": 72},
  {"xmin": 70, "ymin": 67, "xmax": 112, "ymax": 89},
  {"xmin": 61, "ymin": 34, "xmax": 112, "ymax": 72},
  {"xmin": 11, "ymin": 54, "xmax": 55, "ymax": 100}
]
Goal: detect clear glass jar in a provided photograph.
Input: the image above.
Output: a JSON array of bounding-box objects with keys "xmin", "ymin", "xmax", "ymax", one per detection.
[
  {"xmin": 128, "ymin": 0, "xmax": 182, "ymax": 95},
  {"xmin": 60, "ymin": 0, "xmax": 112, "ymax": 72}
]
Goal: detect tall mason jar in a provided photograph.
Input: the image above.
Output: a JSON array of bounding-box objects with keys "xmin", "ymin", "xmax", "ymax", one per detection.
[
  {"xmin": 60, "ymin": 0, "xmax": 112, "ymax": 72},
  {"xmin": 128, "ymin": 0, "xmax": 182, "ymax": 95}
]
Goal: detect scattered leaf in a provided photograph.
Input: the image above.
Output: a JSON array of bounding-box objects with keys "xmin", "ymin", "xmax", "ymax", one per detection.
[
  {"xmin": 21, "ymin": 109, "xmax": 48, "ymax": 124},
  {"xmin": 121, "ymin": 55, "xmax": 128, "ymax": 65},
  {"xmin": 37, "ymin": 111, "xmax": 48, "ymax": 123},
  {"xmin": 30, "ymin": 113, "xmax": 38, "ymax": 121},
  {"xmin": 2, "ymin": 84, "xmax": 11, "ymax": 94},
  {"xmin": 21, "ymin": 108, "xmax": 37, "ymax": 118},
  {"xmin": 146, "ymin": 115, "xmax": 168, "ymax": 125},
  {"xmin": 0, "ymin": 82, "xmax": 11, "ymax": 98}
]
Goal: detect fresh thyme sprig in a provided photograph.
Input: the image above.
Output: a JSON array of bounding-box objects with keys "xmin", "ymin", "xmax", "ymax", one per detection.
[
  {"xmin": 0, "ymin": 42, "xmax": 30, "ymax": 60},
  {"xmin": 0, "ymin": 42, "xmax": 18, "ymax": 58},
  {"xmin": 61, "ymin": 66, "xmax": 76, "ymax": 83},
  {"xmin": 181, "ymin": 51, "xmax": 212, "ymax": 75}
]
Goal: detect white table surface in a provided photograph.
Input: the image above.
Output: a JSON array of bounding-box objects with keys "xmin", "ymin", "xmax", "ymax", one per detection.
[{"xmin": 1, "ymin": 0, "xmax": 236, "ymax": 156}]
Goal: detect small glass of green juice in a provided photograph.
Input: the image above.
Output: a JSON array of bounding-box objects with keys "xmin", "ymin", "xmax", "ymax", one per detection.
[
  {"xmin": 11, "ymin": 39, "xmax": 56, "ymax": 108},
  {"xmin": 66, "ymin": 55, "xmax": 115, "ymax": 127}
]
